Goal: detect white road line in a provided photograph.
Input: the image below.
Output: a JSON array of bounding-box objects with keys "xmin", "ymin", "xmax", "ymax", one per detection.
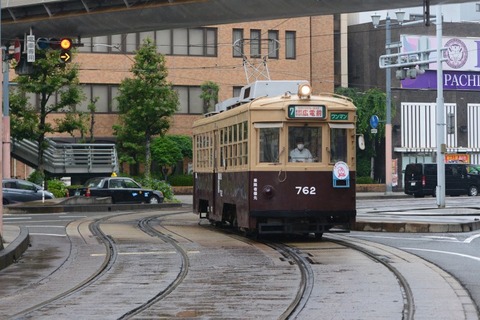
[
  {"xmin": 349, "ymin": 234, "xmax": 460, "ymax": 243},
  {"xmin": 464, "ymin": 233, "xmax": 480, "ymax": 244},
  {"xmin": 402, "ymin": 247, "xmax": 480, "ymax": 262},
  {"xmin": 29, "ymin": 233, "xmax": 66, "ymax": 237},
  {"xmin": 91, "ymin": 251, "xmax": 200, "ymax": 257}
]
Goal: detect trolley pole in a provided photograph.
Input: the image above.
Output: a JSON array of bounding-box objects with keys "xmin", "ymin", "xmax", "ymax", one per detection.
[
  {"xmin": 435, "ymin": 5, "xmax": 446, "ymax": 208},
  {"xmin": 385, "ymin": 16, "xmax": 393, "ymax": 195}
]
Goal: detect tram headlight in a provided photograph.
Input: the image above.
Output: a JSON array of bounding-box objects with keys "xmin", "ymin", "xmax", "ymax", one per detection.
[
  {"xmin": 262, "ymin": 185, "xmax": 275, "ymax": 199},
  {"xmin": 298, "ymin": 84, "xmax": 312, "ymax": 99}
]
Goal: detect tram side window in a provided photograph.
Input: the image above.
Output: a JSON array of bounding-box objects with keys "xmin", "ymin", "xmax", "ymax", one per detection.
[
  {"xmin": 259, "ymin": 128, "xmax": 279, "ymax": 162},
  {"xmin": 288, "ymin": 126, "xmax": 322, "ymax": 162},
  {"xmin": 330, "ymin": 128, "xmax": 347, "ymax": 163}
]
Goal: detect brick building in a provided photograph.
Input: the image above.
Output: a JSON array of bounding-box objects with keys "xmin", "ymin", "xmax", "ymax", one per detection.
[{"xmin": 11, "ymin": 16, "xmax": 336, "ymax": 178}]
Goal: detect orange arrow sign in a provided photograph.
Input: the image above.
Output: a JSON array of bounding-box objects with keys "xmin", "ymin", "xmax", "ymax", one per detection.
[{"xmin": 60, "ymin": 51, "xmax": 71, "ymax": 63}]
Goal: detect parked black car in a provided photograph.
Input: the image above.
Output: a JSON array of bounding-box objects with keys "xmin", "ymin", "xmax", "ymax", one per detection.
[
  {"xmin": 75, "ymin": 177, "xmax": 164, "ymax": 204},
  {"xmin": 3, "ymin": 179, "xmax": 55, "ymax": 205},
  {"xmin": 404, "ymin": 163, "xmax": 480, "ymax": 198}
]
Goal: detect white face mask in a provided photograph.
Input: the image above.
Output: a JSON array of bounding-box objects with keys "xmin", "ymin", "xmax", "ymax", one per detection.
[{"xmin": 297, "ymin": 144, "xmax": 304, "ymax": 150}]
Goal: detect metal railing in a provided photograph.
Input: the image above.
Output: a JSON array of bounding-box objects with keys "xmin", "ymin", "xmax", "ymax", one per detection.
[{"xmin": 11, "ymin": 138, "xmax": 119, "ymax": 176}]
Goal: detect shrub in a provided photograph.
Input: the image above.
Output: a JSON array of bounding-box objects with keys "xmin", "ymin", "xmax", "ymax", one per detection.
[
  {"xmin": 356, "ymin": 176, "xmax": 375, "ymax": 184},
  {"xmin": 27, "ymin": 170, "xmax": 45, "ymax": 185},
  {"xmin": 46, "ymin": 179, "xmax": 68, "ymax": 198},
  {"xmin": 137, "ymin": 178, "xmax": 174, "ymax": 200},
  {"xmin": 168, "ymin": 174, "xmax": 193, "ymax": 186}
]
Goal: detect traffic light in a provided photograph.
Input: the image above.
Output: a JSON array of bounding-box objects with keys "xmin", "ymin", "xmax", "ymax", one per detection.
[
  {"xmin": 60, "ymin": 38, "xmax": 72, "ymax": 50},
  {"xmin": 36, "ymin": 37, "xmax": 73, "ymax": 63},
  {"xmin": 36, "ymin": 37, "xmax": 72, "ymax": 50}
]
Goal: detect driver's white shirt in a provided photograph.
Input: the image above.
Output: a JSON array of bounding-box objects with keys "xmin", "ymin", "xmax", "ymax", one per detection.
[{"xmin": 290, "ymin": 148, "xmax": 313, "ymax": 162}]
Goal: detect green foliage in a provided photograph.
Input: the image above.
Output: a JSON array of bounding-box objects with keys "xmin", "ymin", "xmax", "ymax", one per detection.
[
  {"xmin": 114, "ymin": 38, "xmax": 178, "ymax": 179},
  {"xmin": 335, "ymin": 87, "xmax": 390, "ymax": 144},
  {"xmin": 356, "ymin": 176, "xmax": 376, "ymax": 184},
  {"xmin": 46, "ymin": 179, "xmax": 68, "ymax": 198},
  {"xmin": 335, "ymin": 87, "xmax": 393, "ymax": 182},
  {"xmin": 11, "ymin": 49, "xmax": 85, "ymax": 175},
  {"xmin": 200, "ymin": 81, "xmax": 219, "ymax": 113},
  {"xmin": 27, "ymin": 170, "xmax": 45, "ymax": 185},
  {"xmin": 168, "ymin": 174, "xmax": 193, "ymax": 186},
  {"xmin": 151, "ymin": 135, "xmax": 184, "ymax": 180},
  {"xmin": 168, "ymin": 135, "xmax": 193, "ymax": 159},
  {"xmin": 356, "ymin": 152, "xmax": 372, "ymax": 177},
  {"xmin": 137, "ymin": 177, "xmax": 174, "ymax": 200}
]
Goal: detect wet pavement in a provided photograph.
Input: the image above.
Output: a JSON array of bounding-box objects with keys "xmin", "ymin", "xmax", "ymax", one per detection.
[
  {"xmin": 2, "ymin": 192, "xmax": 480, "ymax": 271},
  {"xmin": 0, "ymin": 194, "xmax": 479, "ymax": 319}
]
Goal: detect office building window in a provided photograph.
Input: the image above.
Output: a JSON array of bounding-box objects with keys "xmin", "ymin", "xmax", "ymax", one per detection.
[
  {"xmin": 156, "ymin": 30, "xmax": 171, "ymax": 55},
  {"xmin": 285, "ymin": 31, "xmax": 296, "ymax": 59},
  {"xmin": 250, "ymin": 29, "xmax": 261, "ymax": 58},
  {"xmin": 268, "ymin": 30, "xmax": 279, "ymax": 59},
  {"xmin": 174, "ymin": 86, "xmax": 203, "ymax": 114},
  {"xmin": 77, "ymin": 28, "xmax": 217, "ymax": 57},
  {"xmin": 233, "ymin": 29, "xmax": 244, "ymax": 57}
]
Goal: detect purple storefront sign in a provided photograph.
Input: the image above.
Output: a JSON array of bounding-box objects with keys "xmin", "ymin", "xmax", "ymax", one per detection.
[{"xmin": 402, "ymin": 70, "xmax": 480, "ymax": 90}]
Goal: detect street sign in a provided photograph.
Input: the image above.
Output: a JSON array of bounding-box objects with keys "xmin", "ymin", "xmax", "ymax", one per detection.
[
  {"xmin": 27, "ymin": 35, "xmax": 36, "ymax": 62},
  {"xmin": 60, "ymin": 50, "xmax": 71, "ymax": 63},
  {"xmin": 370, "ymin": 115, "xmax": 379, "ymax": 129},
  {"xmin": 14, "ymin": 38, "xmax": 21, "ymax": 63}
]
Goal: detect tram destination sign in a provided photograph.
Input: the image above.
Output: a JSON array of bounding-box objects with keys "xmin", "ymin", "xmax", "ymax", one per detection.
[{"xmin": 288, "ymin": 105, "xmax": 326, "ymax": 119}]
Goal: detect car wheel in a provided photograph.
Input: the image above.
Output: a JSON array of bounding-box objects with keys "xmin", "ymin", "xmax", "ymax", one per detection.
[
  {"xmin": 468, "ymin": 185, "xmax": 478, "ymax": 196},
  {"xmin": 148, "ymin": 195, "xmax": 160, "ymax": 204},
  {"xmin": 2, "ymin": 198, "xmax": 8, "ymax": 205}
]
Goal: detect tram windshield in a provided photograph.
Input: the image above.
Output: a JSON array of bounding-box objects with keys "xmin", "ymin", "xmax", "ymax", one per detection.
[
  {"xmin": 288, "ymin": 126, "xmax": 322, "ymax": 162},
  {"xmin": 259, "ymin": 127, "xmax": 280, "ymax": 163}
]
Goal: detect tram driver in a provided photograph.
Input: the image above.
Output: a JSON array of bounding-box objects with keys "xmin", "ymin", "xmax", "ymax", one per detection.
[{"xmin": 290, "ymin": 137, "xmax": 313, "ymax": 162}]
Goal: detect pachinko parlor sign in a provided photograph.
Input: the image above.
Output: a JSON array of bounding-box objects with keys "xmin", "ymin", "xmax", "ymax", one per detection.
[{"xmin": 400, "ymin": 34, "xmax": 480, "ymax": 90}]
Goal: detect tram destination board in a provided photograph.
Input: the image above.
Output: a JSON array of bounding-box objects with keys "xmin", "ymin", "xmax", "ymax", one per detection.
[{"xmin": 287, "ymin": 105, "xmax": 326, "ymax": 119}]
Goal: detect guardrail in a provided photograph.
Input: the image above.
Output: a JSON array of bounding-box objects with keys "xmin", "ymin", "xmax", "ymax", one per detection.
[{"xmin": 11, "ymin": 138, "xmax": 119, "ymax": 176}]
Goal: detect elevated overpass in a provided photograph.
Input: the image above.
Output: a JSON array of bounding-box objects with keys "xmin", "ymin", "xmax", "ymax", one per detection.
[{"xmin": 0, "ymin": 0, "xmax": 473, "ymax": 42}]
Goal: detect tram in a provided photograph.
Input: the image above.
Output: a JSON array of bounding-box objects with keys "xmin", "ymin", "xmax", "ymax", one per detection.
[{"xmin": 192, "ymin": 80, "xmax": 357, "ymax": 237}]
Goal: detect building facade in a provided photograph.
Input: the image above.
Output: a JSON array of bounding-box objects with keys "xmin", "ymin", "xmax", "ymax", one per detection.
[
  {"xmin": 349, "ymin": 21, "xmax": 480, "ymax": 190},
  {"xmin": 10, "ymin": 16, "xmax": 335, "ymax": 178}
]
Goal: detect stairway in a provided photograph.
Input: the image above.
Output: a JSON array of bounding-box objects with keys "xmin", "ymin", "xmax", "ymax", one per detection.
[{"xmin": 11, "ymin": 138, "xmax": 119, "ymax": 178}]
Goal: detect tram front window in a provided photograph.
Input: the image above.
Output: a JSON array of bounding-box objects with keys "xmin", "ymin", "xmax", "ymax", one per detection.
[
  {"xmin": 330, "ymin": 128, "xmax": 347, "ymax": 162},
  {"xmin": 259, "ymin": 127, "xmax": 280, "ymax": 163},
  {"xmin": 288, "ymin": 127, "xmax": 322, "ymax": 162}
]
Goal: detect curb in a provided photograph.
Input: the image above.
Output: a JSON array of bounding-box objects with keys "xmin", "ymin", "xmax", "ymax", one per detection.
[
  {"xmin": 0, "ymin": 226, "xmax": 30, "ymax": 271},
  {"xmin": 355, "ymin": 220, "xmax": 480, "ymax": 233}
]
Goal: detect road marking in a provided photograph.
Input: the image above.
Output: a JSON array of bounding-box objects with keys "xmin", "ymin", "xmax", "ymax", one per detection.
[
  {"xmin": 91, "ymin": 251, "xmax": 200, "ymax": 257},
  {"xmin": 464, "ymin": 233, "xmax": 480, "ymax": 244},
  {"xmin": 402, "ymin": 247, "xmax": 480, "ymax": 262},
  {"xmin": 29, "ymin": 233, "xmax": 66, "ymax": 237},
  {"xmin": 350, "ymin": 234, "xmax": 460, "ymax": 243}
]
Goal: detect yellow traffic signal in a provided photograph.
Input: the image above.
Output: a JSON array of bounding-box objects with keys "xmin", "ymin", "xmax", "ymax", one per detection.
[{"xmin": 60, "ymin": 38, "xmax": 72, "ymax": 50}]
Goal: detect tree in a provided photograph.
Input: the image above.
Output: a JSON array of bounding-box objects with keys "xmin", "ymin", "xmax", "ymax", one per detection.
[
  {"xmin": 335, "ymin": 87, "xmax": 388, "ymax": 181},
  {"xmin": 10, "ymin": 49, "xmax": 85, "ymax": 177},
  {"xmin": 114, "ymin": 38, "xmax": 178, "ymax": 179},
  {"xmin": 200, "ymin": 81, "xmax": 219, "ymax": 113},
  {"xmin": 151, "ymin": 136, "xmax": 184, "ymax": 180}
]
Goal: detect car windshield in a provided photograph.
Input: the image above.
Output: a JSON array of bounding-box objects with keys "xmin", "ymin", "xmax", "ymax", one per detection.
[{"xmin": 84, "ymin": 178, "xmax": 104, "ymax": 188}]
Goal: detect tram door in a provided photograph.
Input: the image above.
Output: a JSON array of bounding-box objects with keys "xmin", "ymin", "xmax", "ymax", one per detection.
[{"xmin": 212, "ymin": 129, "xmax": 219, "ymax": 219}]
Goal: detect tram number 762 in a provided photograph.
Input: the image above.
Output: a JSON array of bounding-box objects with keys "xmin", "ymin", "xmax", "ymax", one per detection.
[{"xmin": 295, "ymin": 186, "xmax": 317, "ymax": 195}]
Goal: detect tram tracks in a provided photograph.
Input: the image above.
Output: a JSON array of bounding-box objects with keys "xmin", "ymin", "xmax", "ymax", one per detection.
[
  {"xmin": 8, "ymin": 210, "xmax": 192, "ymax": 319},
  {"xmin": 118, "ymin": 215, "xmax": 190, "ymax": 319},
  {"xmin": 2, "ymin": 210, "xmax": 475, "ymax": 319}
]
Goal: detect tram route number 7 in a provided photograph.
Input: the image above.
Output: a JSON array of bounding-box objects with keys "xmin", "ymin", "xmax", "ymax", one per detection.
[{"xmin": 295, "ymin": 186, "xmax": 317, "ymax": 195}]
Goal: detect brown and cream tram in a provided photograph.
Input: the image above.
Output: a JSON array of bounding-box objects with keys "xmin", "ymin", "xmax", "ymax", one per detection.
[{"xmin": 192, "ymin": 80, "xmax": 357, "ymax": 238}]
